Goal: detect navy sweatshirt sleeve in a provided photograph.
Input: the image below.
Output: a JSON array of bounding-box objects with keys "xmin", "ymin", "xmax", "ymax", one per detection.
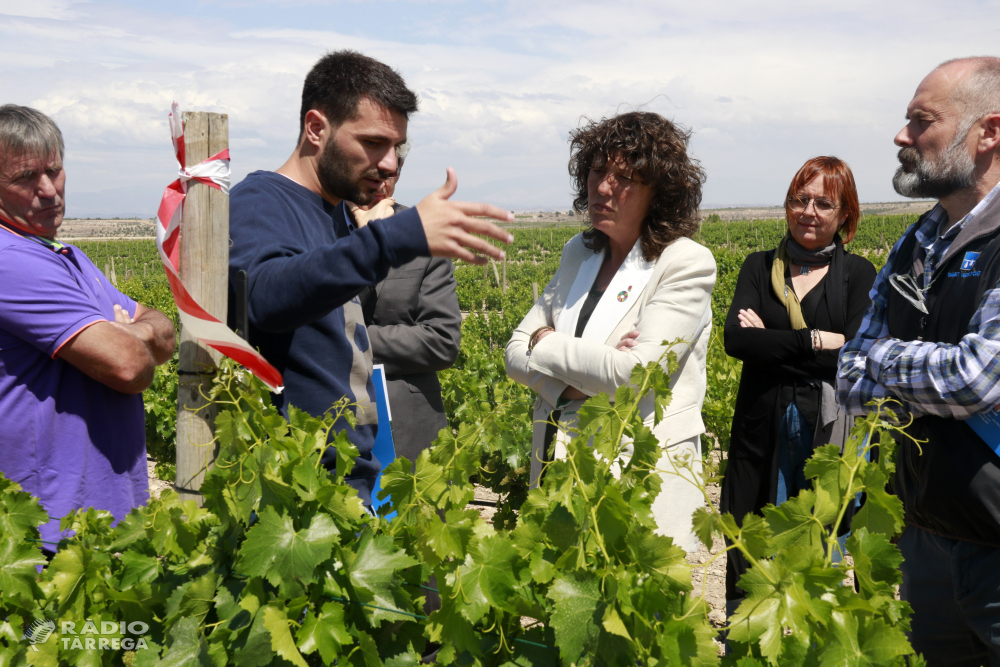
[
  {"xmin": 230, "ymin": 173, "xmax": 429, "ymax": 332},
  {"xmin": 227, "ymin": 171, "xmax": 431, "ymax": 505}
]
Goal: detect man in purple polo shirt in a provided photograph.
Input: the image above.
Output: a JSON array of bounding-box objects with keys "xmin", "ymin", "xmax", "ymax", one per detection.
[{"xmin": 0, "ymin": 105, "xmax": 176, "ymax": 550}]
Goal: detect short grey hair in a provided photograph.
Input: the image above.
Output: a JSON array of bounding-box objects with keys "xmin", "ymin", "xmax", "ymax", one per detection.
[
  {"xmin": 0, "ymin": 105, "xmax": 64, "ymax": 162},
  {"xmin": 939, "ymin": 57, "xmax": 1000, "ymax": 138}
]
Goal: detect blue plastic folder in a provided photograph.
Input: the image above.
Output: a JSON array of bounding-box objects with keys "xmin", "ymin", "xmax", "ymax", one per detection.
[
  {"xmin": 968, "ymin": 411, "xmax": 1000, "ymax": 458},
  {"xmin": 369, "ymin": 365, "xmax": 397, "ymax": 520}
]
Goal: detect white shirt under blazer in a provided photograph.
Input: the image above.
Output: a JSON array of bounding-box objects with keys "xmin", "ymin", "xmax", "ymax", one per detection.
[{"xmin": 505, "ymin": 233, "xmax": 716, "ymax": 552}]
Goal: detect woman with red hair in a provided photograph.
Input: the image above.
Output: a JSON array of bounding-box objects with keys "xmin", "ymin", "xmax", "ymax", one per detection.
[{"xmin": 720, "ymin": 156, "xmax": 876, "ymax": 617}]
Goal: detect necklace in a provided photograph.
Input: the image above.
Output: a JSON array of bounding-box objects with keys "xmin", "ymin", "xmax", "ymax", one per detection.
[{"xmin": 799, "ymin": 264, "xmax": 810, "ymax": 276}]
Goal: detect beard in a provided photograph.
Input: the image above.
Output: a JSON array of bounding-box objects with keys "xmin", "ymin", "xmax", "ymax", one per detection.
[
  {"xmin": 892, "ymin": 132, "xmax": 977, "ymax": 199},
  {"xmin": 316, "ymin": 139, "xmax": 390, "ymax": 206}
]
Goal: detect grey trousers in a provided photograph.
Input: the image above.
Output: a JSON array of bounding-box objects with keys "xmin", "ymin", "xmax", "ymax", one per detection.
[{"xmin": 899, "ymin": 525, "xmax": 1000, "ymax": 666}]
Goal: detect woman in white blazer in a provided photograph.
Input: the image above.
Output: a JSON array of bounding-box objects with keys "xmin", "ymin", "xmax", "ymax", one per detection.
[{"xmin": 505, "ymin": 111, "xmax": 715, "ymax": 552}]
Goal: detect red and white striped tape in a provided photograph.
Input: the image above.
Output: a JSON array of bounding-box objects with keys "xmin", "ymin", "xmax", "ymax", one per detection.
[{"xmin": 156, "ymin": 102, "xmax": 283, "ymax": 392}]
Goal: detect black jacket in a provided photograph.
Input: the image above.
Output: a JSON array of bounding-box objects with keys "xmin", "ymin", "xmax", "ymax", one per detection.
[
  {"xmin": 359, "ymin": 204, "xmax": 462, "ymax": 465},
  {"xmin": 720, "ymin": 241, "xmax": 875, "ymax": 599},
  {"xmin": 887, "ymin": 200, "xmax": 1000, "ymax": 547}
]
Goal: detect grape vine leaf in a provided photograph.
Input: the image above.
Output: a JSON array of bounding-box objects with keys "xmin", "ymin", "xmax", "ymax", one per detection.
[
  {"xmin": 347, "ymin": 532, "xmax": 418, "ymax": 624},
  {"xmin": 851, "ymin": 465, "xmax": 905, "ymax": 536},
  {"xmin": 761, "ymin": 490, "xmax": 824, "ymax": 552},
  {"xmin": 232, "ymin": 609, "xmax": 275, "ymax": 667},
  {"xmin": 164, "ymin": 571, "xmax": 217, "ymax": 626},
  {"xmin": 44, "ymin": 543, "xmax": 87, "ymax": 615},
  {"xmin": 0, "ymin": 487, "xmax": 48, "ymax": 537},
  {"xmin": 379, "ymin": 453, "xmax": 449, "ymax": 511},
  {"xmin": 106, "ymin": 508, "xmax": 148, "ymax": 551},
  {"xmin": 728, "ymin": 556, "xmax": 812, "ymax": 662},
  {"xmin": 348, "ymin": 629, "xmax": 384, "ymax": 667},
  {"xmin": 296, "ymin": 601, "xmax": 353, "ymax": 664},
  {"xmin": 236, "ymin": 506, "xmax": 338, "ymax": 586},
  {"xmin": 0, "ymin": 539, "xmax": 46, "ymax": 604},
  {"xmin": 426, "ymin": 575, "xmax": 480, "ymax": 654},
  {"xmin": 419, "ymin": 508, "xmax": 477, "ymax": 562},
  {"xmin": 691, "ymin": 507, "xmax": 719, "ymax": 550},
  {"xmin": 330, "ymin": 430, "xmax": 360, "ymax": 485},
  {"xmin": 258, "ymin": 471, "xmax": 298, "ymax": 515},
  {"xmin": 821, "ymin": 612, "xmax": 912, "ymax": 666},
  {"xmin": 152, "ymin": 616, "xmax": 212, "ymax": 667},
  {"xmin": 262, "ymin": 603, "xmax": 309, "ymax": 667},
  {"xmin": 625, "ymin": 531, "xmax": 689, "ymax": 591},
  {"xmin": 454, "ymin": 534, "xmax": 522, "ymax": 622},
  {"xmin": 591, "ymin": 478, "xmax": 633, "ymax": 548},
  {"xmin": 291, "ymin": 458, "xmax": 323, "ymax": 500},
  {"xmin": 846, "ymin": 528, "xmax": 904, "ymax": 593},
  {"xmin": 547, "ymin": 570, "xmax": 602, "ymax": 662},
  {"xmin": 803, "ymin": 444, "xmax": 854, "ymax": 525}
]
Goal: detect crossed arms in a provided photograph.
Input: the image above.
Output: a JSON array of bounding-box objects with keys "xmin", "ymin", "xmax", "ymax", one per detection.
[{"xmin": 57, "ymin": 304, "xmax": 175, "ymax": 395}]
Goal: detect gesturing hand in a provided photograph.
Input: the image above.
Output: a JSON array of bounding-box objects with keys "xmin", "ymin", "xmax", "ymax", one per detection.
[{"xmin": 416, "ymin": 168, "xmax": 514, "ymax": 265}]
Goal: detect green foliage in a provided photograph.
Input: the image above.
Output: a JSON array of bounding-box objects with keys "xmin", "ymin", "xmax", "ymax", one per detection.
[
  {"xmin": 17, "ymin": 222, "xmax": 926, "ymax": 665},
  {"xmin": 0, "ymin": 351, "xmax": 922, "ymax": 665}
]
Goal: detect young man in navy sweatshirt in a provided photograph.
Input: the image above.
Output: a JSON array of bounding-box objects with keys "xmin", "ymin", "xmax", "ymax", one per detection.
[{"xmin": 228, "ymin": 50, "xmax": 512, "ymax": 506}]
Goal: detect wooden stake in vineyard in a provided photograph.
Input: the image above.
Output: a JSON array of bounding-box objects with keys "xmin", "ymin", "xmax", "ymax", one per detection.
[
  {"xmin": 502, "ymin": 256, "xmax": 507, "ymax": 293},
  {"xmin": 175, "ymin": 111, "xmax": 229, "ymax": 505}
]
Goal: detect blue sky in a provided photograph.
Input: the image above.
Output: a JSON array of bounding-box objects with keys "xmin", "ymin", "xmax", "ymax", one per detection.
[{"xmin": 3, "ymin": 0, "xmax": 999, "ymax": 217}]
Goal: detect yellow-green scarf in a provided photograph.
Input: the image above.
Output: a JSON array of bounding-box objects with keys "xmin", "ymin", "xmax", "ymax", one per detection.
[{"xmin": 771, "ymin": 236, "xmax": 807, "ymax": 330}]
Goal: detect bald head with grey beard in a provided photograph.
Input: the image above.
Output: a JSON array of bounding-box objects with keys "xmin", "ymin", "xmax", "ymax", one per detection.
[
  {"xmin": 894, "ymin": 57, "xmax": 1000, "ymax": 200},
  {"xmin": 893, "ymin": 128, "xmax": 978, "ymax": 200}
]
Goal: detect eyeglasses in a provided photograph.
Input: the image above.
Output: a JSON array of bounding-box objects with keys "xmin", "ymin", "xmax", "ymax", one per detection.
[
  {"xmin": 788, "ymin": 195, "xmax": 839, "ymax": 214},
  {"xmin": 589, "ymin": 167, "xmax": 643, "ymax": 189}
]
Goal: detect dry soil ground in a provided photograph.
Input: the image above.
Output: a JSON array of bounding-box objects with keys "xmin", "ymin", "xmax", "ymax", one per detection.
[
  {"xmin": 698, "ymin": 200, "xmax": 936, "ymax": 222},
  {"xmin": 58, "ymin": 218, "xmax": 156, "ymax": 239}
]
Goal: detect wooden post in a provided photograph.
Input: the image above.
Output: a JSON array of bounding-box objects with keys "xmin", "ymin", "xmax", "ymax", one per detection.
[
  {"xmin": 491, "ymin": 259, "xmax": 501, "ymax": 286},
  {"xmin": 175, "ymin": 111, "xmax": 229, "ymax": 505},
  {"xmin": 110, "ymin": 256, "xmax": 117, "ymax": 286},
  {"xmin": 502, "ymin": 256, "xmax": 507, "ymax": 293},
  {"xmin": 532, "ymin": 282, "xmax": 538, "ymax": 303}
]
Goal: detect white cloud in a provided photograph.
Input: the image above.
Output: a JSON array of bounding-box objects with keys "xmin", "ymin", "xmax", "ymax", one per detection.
[{"xmin": 1, "ymin": 0, "xmax": 998, "ymax": 215}]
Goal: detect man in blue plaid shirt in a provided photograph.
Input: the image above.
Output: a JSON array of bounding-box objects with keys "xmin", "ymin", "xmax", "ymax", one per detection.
[{"xmin": 838, "ymin": 57, "xmax": 1000, "ymax": 664}]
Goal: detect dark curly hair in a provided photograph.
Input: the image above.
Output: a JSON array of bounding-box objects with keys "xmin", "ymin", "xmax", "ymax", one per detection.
[{"xmin": 569, "ymin": 111, "xmax": 705, "ymax": 261}]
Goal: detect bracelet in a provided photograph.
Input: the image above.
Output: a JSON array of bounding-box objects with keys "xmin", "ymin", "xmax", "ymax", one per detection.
[
  {"xmin": 810, "ymin": 329, "xmax": 822, "ymax": 352},
  {"xmin": 528, "ymin": 326, "xmax": 554, "ymax": 353}
]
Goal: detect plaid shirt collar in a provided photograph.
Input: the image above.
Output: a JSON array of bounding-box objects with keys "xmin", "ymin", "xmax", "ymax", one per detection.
[{"xmin": 914, "ymin": 180, "xmax": 1000, "ymax": 287}]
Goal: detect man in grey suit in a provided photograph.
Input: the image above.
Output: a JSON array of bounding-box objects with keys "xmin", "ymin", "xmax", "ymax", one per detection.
[{"xmin": 350, "ymin": 163, "xmax": 462, "ymax": 466}]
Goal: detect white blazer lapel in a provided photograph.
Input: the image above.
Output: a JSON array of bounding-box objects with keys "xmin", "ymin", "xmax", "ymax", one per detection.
[
  {"xmin": 555, "ymin": 248, "xmax": 604, "ymax": 335},
  {"xmin": 581, "ymin": 239, "xmax": 655, "ymax": 344}
]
